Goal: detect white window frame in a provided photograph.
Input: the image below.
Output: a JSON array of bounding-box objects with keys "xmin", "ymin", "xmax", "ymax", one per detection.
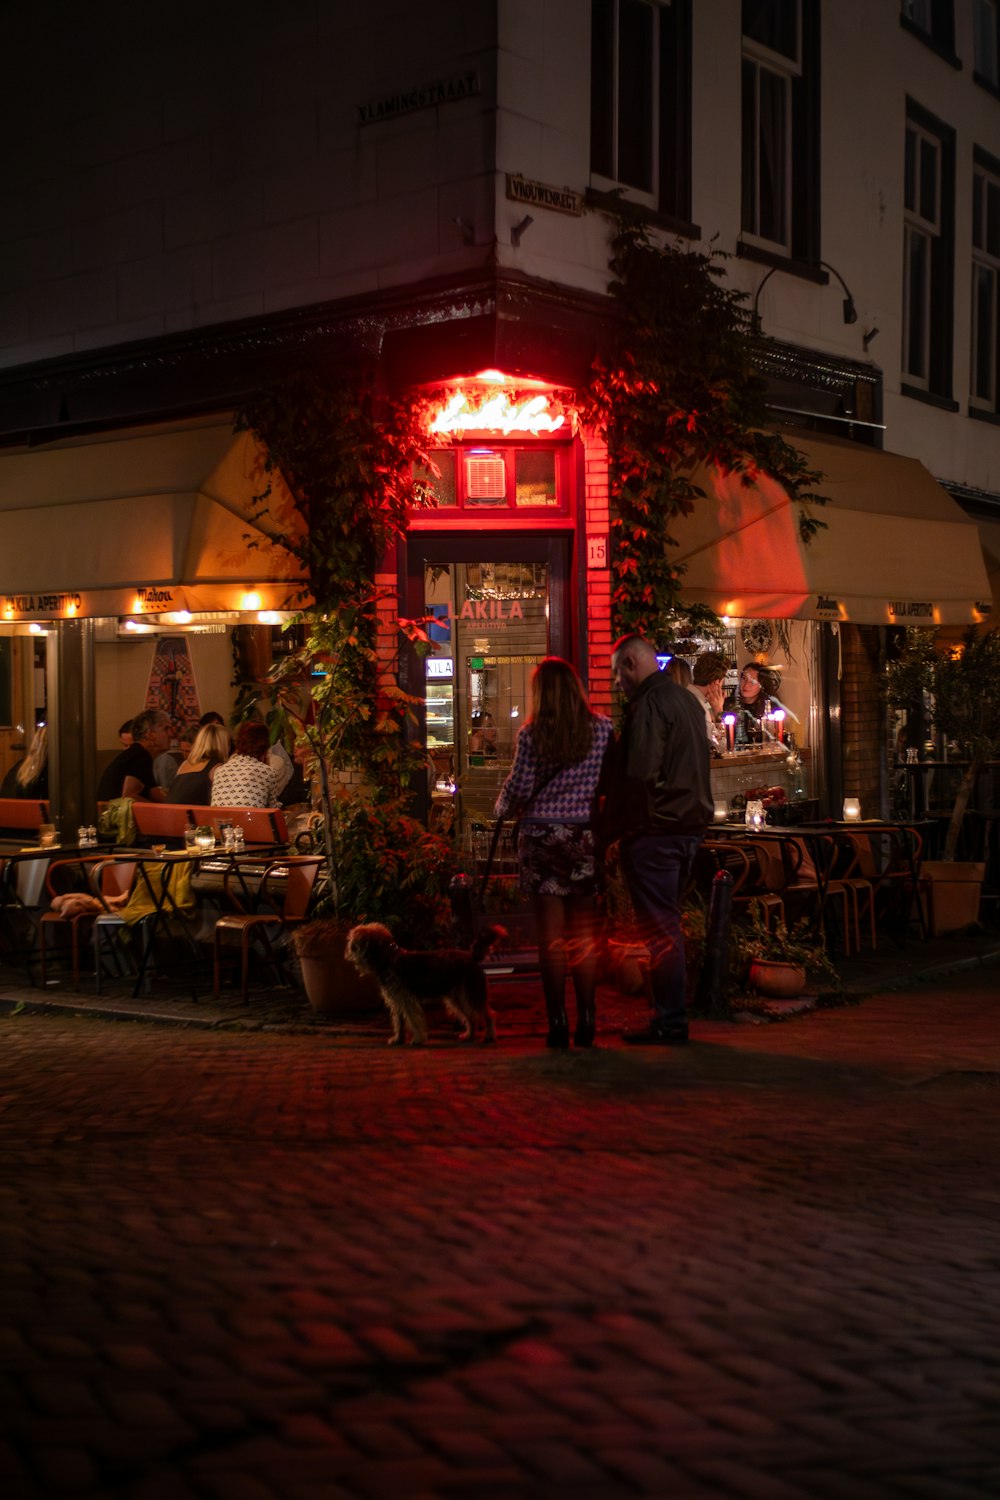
[
  {"xmin": 903, "ymin": 122, "xmax": 941, "ymax": 389},
  {"xmin": 974, "ymin": 0, "xmax": 1000, "ymax": 86},
  {"xmin": 590, "ymin": 0, "xmax": 669, "ymax": 211},
  {"xmin": 741, "ymin": 6, "xmax": 802, "ymax": 256},
  {"xmin": 971, "ymin": 165, "xmax": 1000, "ymax": 408}
]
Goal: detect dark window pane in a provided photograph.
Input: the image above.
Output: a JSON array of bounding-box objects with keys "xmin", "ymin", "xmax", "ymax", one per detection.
[
  {"xmin": 974, "ymin": 264, "xmax": 996, "ymax": 401},
  {"xmin": 973, "ymin": 172, "xmax": 984, "ymax": 249},
  {"xmin": 919, "ymin": 137, "xmax": 938, "ymax": 223},
  {"xmin": 590, "ymin": 0, "xmax": 614, "ymax": 177},
  {"xmin": 757, "ymin": 66, "xmax": 787, "ymax": 244},
  {"xmin": 906, "ymin": 230, "xmax": 929, "ymax": 379},
  {"xmin": 743, "ymin": 0, "xmax": 798, "ymax": 58},
  {"xmin": 617, "ymin": 0, "xmax": 654, "ymax": 191},
  {"xmin": 904, "ymin": 129, "xmax": 917, "ymax": 212},
  {"xmin": 741, "ymin": 58, "xmax": 757, "ymax": 231},
  {"xmin": 987, "ymin": 178, "xmax": 1000, "ymax": 256},
  {"xmin": 515, "ymin": 451, "xmax": 558, "ymax": 508},
  {"xmin": 415, "ymin": 452, "xmax": 456, "ymax": 507}
]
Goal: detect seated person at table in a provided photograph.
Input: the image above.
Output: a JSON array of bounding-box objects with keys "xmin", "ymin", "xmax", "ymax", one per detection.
[
  {"xmin": 167, "ymin": 722, "xmax": 231, "ymax": 805},
  {"xmin": 210, "ymin": 722, "xmax": 281, "ymax": 808},
  {"xmin": 1, "ymin": 725, "xmax": 49, "ymax": 799},
  {"xmin": 724, "ymin": 664, "xmax": 796, "ymax": 746},
  {"xmin": 154, "ymin": 721, "xmax": 197, "ymax": 793},
  {"xmin": 97, "ymin": 709, "xmax": 172, "ymax": 803},
  {"xmin": 688, "ymin": 654, "xmax": 727, "ymax": 753}
]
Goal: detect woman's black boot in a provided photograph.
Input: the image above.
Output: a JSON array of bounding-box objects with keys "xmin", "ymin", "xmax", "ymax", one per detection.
[
  {"xmin": 574, "ymin": 1001, "xmax": 596, "ymax": 1048},
  {"xmin": 545, "ymin": 1008, "xmax": 569, "ymax": 1048}
]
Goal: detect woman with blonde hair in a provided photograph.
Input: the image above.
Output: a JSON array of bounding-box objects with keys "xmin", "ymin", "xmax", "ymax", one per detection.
[
  {"xmin": 1, "ymin": 724, "xmax": 48, "ymax": 799},
  {"xmin": 495, "ymin": 657, "xmax": 614, "ymax": 1048},
  {"xmin": 166, "ymin": 721, "xmax": 231, "ymax": 804}
]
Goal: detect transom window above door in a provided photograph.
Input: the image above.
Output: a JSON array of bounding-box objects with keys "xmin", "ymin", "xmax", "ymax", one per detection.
[{"xmin": 414, "ymin": 447, "xmax": 567, "ymax": 514}]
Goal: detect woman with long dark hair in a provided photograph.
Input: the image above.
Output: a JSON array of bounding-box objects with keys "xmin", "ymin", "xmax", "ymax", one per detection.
[{"xmin": 495, "ymin": 658, "xmax": 614, "ymax": 1048}]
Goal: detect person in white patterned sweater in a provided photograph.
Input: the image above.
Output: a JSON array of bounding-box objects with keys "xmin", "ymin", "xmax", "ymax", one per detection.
[
  {"xmin": 211, "ymin": 722, "xmax": 280, "ymax": 809},
  {"xmin": 495, "ymin": 658, "xmax": 614, "ymax": 1050}
]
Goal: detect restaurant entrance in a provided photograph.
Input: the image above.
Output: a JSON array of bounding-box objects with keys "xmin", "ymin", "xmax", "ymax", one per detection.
[{"xmin": 405, "ymin": 535, "xmax": 572, "ymax": 847}]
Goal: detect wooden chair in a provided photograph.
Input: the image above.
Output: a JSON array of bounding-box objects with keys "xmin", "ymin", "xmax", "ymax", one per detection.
[
  {"xmin": 90, "ymin": 860, "xmax": 142, "ymax": 991},
  {"xmin": 131, "ymin": 803, "xmax": 193, "ymax": 847},
  {"xmin": 782, "ymin": 833, "xmax": 858, "ymax": 955},
  {"xmin": 831, "ymin": 833, "xmax": 878, "ymax": 949},
  {"xmin": 37, "ymin": 856, "xmax": 110, "ymax": 987},
  {"xmin": 0, "ymin": 798, "xmax": 50, "ymax": 835},
  {"xmin": 213, "ymin": 855, "xmax": 323, "ymax": 1002},
  {"xmin": 188, "ymin": 805, "xmax": 289, "ymax": 847},
  {"xmin": 841, "ymin": 826, "xmax": 925, "ymax": 939}
]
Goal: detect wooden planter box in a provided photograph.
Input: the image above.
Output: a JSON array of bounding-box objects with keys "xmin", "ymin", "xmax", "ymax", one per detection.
[{"xmin": 918, "ymin": 861, "xmax": 986, "ymax": 936}]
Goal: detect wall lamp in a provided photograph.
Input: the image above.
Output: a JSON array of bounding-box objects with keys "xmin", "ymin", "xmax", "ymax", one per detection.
[{"xmin": 752, "ymin": 259, "xmax": 858, "ymax": 332}]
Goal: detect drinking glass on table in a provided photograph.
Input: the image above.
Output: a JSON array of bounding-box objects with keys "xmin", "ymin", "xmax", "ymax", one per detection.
[{"xmin": 38, "ymin": 823, "xmax": 57, "ymax": 848}]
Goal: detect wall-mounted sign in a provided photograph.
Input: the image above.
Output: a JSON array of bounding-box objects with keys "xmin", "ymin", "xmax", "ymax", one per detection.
[
  {"xmin": 425, "ymin": 657, "xmax": 454, "ymax": 679},
  {"xmin": 358, "ymin": 71, "xmax": 480, "ymax": 125},
  {"xmin": 430, "ymin": 390, "xmax": 568, "ymax": 436},
  {"xmin": 814, "ymin": 595, "xmax": 843, "ymax": 619},
  {"xmin": 587, "ymin": 536, "xmax": 608, "ymax": 570},
  {"xmin": 506, "ymin": 174, "xmax": 584, "ymax": 217}
]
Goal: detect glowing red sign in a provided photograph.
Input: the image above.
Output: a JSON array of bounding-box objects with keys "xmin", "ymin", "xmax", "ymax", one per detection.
[{"xmin": 429, "ymin": 390, "xmax": 567, "ymax": 436}]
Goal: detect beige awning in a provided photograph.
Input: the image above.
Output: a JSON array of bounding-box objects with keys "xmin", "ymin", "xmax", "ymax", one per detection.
[
  {"xmin": 0, "ymin": 416, "xmax": 306, "ymax": 620},
  {"xmin": 672, "ymin": 430, "xmax": 992, "ymax": 625}
]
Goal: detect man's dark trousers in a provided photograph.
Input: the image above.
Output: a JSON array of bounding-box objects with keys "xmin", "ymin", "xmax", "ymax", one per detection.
[{"xmin": 621, "ymin": 831, "xmax": 704, "ymax": 1028}]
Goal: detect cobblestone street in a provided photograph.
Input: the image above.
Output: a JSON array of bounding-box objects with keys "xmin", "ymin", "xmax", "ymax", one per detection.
[{"xmin": 2, "ymin": 968, "xmax": 1000, "ymax": 1499}]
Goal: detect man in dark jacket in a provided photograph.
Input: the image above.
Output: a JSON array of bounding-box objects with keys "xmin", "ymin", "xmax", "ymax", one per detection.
[{"xmin": 609, "ymin": 634, "xmax": 713, "ymax": 1044}]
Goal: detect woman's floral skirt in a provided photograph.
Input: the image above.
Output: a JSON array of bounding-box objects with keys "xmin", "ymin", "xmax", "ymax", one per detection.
[{"xmin": 517, "ymin": 822, "xmax": 598, "ymax": 898}]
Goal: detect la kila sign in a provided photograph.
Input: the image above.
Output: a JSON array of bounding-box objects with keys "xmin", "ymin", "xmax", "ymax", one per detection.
[
  {"xmin": 2, "ymin": 585, "xmax": 181, "ymax": 621},
  {"xmin": 429, "ymin": 390, "xmax": 571, "ymax": 437}
]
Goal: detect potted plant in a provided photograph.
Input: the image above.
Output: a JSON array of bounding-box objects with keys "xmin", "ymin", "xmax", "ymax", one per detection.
[
  {"xmin": 233, "ymin": 371, "xmax": 468, "ymax": 1010},
  {"xmin": 887, "ymin": 626, "xmax": 1000, "ymax": 933},
  {"xmin": 730, "ymin": 903, "xmax": 838, "ymax": 1001}
]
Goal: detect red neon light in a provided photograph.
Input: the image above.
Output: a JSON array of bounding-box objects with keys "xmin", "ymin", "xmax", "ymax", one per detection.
[{"xmin": 429, "ymin": 390, "xmax": 567, "ymax": 436}]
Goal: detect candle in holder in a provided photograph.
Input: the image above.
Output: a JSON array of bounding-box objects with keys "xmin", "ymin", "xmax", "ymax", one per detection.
[
  {"xmin": 723, "ymin": 713, "xmax": 736, "ymax": 753},
  {"xmin": 713, "ymin": 798, "xmax": 729, "ymax": 823},
  {"xmin": 843, "ymin": 797, "xmax": 861, "ymax": 822},
  {"xmin": 772, "ymin": 708, "xmax": 785, "ymax": 744}
]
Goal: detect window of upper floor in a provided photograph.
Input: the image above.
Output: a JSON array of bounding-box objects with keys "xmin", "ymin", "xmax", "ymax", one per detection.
[
  {"xmin": 900, "ymin": 1, "xmax": 959, "ymax": 61},
  {"xmin": 740, "ymin": 1, "xmax": 820, "ymax": 265},
  {"xmin": 902, "ymin": 102, "xmax": 957, "ymax": 406},
  {"xmin": 589, "ymin": 0, "xmax": 693, "ymax": 226},
  {"xmin": 973, "ymin": 0, "xmax": 1000, "ymax": 89},
  {"xmin": 970, "ymin": 152, "xmax": 1000, "ymax": 413}
]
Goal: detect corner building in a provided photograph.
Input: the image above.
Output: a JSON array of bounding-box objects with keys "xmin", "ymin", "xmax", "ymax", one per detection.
[{"xmin": 0, "ymin": 1, "xmax": 995, "ymax": 846}]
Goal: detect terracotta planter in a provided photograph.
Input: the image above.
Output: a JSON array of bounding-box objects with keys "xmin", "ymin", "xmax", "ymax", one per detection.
[
  {"xmin": 292, "ymin": 923, "xmax": 382, "ymax": 1014},
  {"xmin": 918, "ymin": 861, "xmax": 985, "ymax": 936},
  {"xmin": 748, "ymin": 959, "xmax": 807, "ymax": 998}
]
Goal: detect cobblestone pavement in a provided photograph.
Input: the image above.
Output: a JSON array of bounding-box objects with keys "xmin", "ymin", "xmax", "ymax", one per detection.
[{"xmin": 2, "ymin": 965, "xmax": 1000, "ymax": 1499}]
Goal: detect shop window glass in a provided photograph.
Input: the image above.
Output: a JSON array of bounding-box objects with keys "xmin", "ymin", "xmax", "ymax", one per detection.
[
  {"xmin": 414, "ymin": 451, "xmax": 456, "ymax": 507},
  {"xmin": 515, "ymin": 450, "xmax": 558, "ymax": 508}
]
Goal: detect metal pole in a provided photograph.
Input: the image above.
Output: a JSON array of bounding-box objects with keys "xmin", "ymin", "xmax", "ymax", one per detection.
[{"xmin": 695, "ymin": 868, "xmax": 733, "ymax": 1020}]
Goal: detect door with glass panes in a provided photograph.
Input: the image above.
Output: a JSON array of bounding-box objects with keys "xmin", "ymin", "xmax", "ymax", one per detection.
[{"xmin": 406, "ymin": 537, "xmax": 571, "ymax": 851}]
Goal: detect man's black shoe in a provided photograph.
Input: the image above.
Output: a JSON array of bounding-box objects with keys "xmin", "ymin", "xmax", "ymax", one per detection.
[{"xmin": 621, "ymin": 1023, "xmax": 689, "ymax": 1046}]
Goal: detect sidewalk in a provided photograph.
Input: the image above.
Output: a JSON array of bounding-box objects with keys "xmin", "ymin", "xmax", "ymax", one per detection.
[{"xmin": 3, "ymin": 921, "xmax": 999, "ymax": 1038}]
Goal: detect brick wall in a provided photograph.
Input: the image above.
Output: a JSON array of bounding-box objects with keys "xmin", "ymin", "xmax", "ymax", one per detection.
[{"xmin": 582, "ymin": 426, "xmax": 614, "ymax": 717}]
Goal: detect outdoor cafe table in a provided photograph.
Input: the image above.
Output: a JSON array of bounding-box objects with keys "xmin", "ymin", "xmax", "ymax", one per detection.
[{"xmin": 107, "ymin": 847, "xmax": 294, "ymax": 996}]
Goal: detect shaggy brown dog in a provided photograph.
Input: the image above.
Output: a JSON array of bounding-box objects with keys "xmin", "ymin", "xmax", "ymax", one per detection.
[{"xmin": 345, "ymin": 922, "xmax": 506, "ymax": 1046}]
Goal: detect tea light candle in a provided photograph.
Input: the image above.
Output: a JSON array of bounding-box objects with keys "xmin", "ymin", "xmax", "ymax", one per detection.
[
  {"xmin": 723, "ymin": 713, "xmax": 736, "ymax": 753},
  {"xmin": 843, "ymin": 797, "xmax": 861, "ymax": 822},
  {"xmin": 713, "ymin": 798, "xmax": 729, "ymax": 823}
]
